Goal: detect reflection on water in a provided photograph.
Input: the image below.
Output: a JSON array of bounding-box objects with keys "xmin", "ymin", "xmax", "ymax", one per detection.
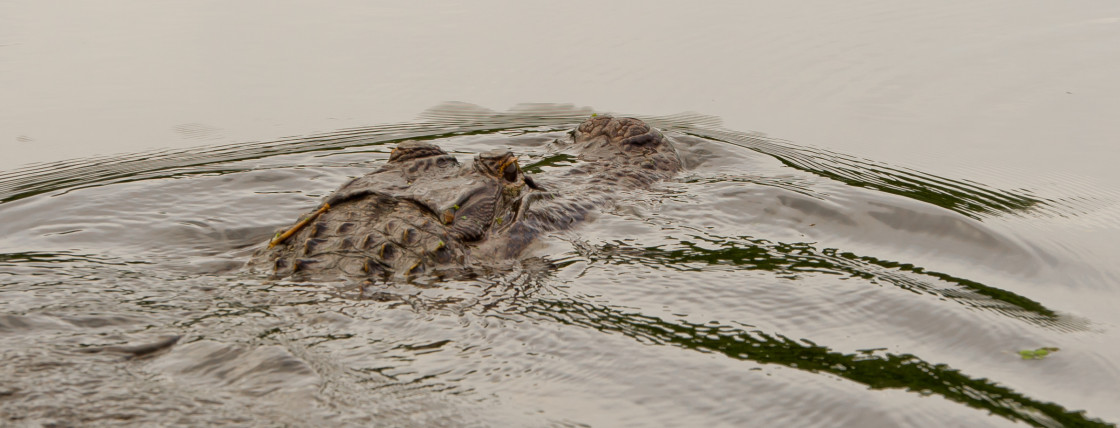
[
  {"xmin": 581, "ymin": 232, "xmax": 1067, "ymax": 326},
  {"xmin": 1, "ymin": 104, "xmax": 1117, "ymax": 427},
  {"xmin": 688, "ymin": 126, "xmax": 1052, "ymax": 219},
  {"xmin": 525, "ymin": 298, "xmax": 1098, "ymax": 427}
]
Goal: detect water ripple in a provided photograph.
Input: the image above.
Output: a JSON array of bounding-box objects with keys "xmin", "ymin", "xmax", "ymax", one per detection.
[
  {"xmin": 2, "ymin": 102, "xmax": 1106, "ymax": 228},
  {"xmin": 2, "ymin": 104, "xmax": 1116, "ymax": 426}
]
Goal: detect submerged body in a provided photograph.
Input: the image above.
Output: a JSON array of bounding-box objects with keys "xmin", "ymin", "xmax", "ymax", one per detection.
[{"xmin": 249, "ymin": 116, "xmax": 682, "ymax": 281}]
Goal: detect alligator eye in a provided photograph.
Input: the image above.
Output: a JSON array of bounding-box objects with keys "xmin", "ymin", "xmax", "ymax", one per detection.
[{"xmin": 502, "ymin": 159, "xmax": 519, "ymax": 182}]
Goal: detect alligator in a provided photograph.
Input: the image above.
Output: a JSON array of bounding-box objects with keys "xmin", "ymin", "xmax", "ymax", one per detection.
[{"xmin": 248, "ymin": 116, "xmax": 682, "ymax": 282}]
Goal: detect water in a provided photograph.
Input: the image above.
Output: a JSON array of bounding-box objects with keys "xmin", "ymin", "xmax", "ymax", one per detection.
[
  {"xmin": 0, "ymin": 104, "xmax": 1116, "ymax": 427},
  {"xmin": 4, "ymin": 2, "xmax": 1120, "ymax": 427}
]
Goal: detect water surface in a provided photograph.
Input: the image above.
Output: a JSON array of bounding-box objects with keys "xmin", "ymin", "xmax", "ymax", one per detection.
[
  {"xmin": 1, "ymin": 104, "xmax": 1118, "ymax": 426},
  {"xmin": 3, "ymin": 1, "xmax": 1120, "ymax": 427}
]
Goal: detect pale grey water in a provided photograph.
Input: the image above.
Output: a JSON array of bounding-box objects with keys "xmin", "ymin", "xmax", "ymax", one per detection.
[{"xmin": 3, "ymin": 2, "xmax": 1120, "ymax": 427}]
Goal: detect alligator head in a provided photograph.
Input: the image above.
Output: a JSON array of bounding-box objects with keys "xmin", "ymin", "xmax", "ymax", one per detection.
[{"xmin": 572, "ymin": 115, "xmax": 681, "ymax": 171}]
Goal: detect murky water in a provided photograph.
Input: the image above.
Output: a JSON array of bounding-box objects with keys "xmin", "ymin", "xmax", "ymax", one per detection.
[
  {"xmin": 4, "ymin": 1, "xmax": 1120, "ymax": 427},
  {"xmin": 1, "ymin": 105, "xmax": 1118, "ymax": 427}
]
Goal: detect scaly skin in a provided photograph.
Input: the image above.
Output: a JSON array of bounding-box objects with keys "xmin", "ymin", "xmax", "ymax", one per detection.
[{"xmin": 248, "ymin": 116, "xmax": 681, "ymax": 282}]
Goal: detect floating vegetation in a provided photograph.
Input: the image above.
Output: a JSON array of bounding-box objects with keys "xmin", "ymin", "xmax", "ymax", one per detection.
[{"xmin": 1019, "ymin": 347, "xmax": 1060, "ymax": 360}]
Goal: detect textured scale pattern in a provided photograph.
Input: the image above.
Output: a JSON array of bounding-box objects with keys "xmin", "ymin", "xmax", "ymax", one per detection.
[{"xmin": 248, "ymin": 116, "xmax": 682, "ymax": 282}]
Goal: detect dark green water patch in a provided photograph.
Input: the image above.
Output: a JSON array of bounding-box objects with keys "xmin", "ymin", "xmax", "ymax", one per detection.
[
  {"xmin": 0, "ymin": 251, "xmax": 140, "ymax": 267},
  {"xmin": 577, "ymin": 235, "xmax": 1071, "ymax": 330},
  {"xmin": 1, "ymin": 103, "xmax": 1081, "ymax": 226},
  {"xmin": 0, "ymin": 108, "xmax": 583, "ymax": 204},
  {"xmin": 665, "ymin": 126, "xmax": 1057, "ymax": 220},
  {"xmin": 1, "ymin": 103, "xmax": 1111, "ymax": 426},
  {"xmin": 522, "ymin": 153, "xmax": 578, "ymax": 175},
  {"xmin": 524, "ymin": 298, "xmax": 1111, "ymax": 428}
]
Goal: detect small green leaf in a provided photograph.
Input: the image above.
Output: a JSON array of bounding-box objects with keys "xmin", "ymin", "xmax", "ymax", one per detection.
[
  {"xmin": 591, "ymin": 113, "xmax": 598, "ymax": 117},
  {"xmin": 495, "ymin": 217, "xmax": 503, "ymax": 225},
  {"xmin": 452, "ymin": 204, "xmax": 460, "ymax": 210},
  {"xmin": 1018, "ymin": 347, "xmax": 1059, "ymax": 360}
]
